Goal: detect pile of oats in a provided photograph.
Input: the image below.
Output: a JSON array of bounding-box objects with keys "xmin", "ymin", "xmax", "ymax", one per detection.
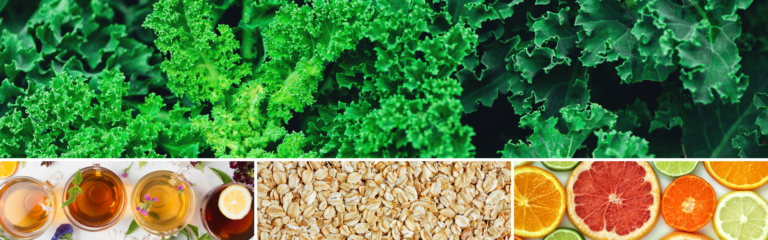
[{"xmin": 257, "ymin": 161, "xmax": 511, "ymax": 240}]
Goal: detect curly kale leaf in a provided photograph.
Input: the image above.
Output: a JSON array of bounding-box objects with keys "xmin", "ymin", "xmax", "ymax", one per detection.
[
  {"xmin": 260, "ymin": 0, "xmax": 372, "ymax": 118},
  {"xmin": 0, "ymin": 31, "xmax": 42, "ymax": 82},
  {"xmin": 514, "ymin": 46, "xmax": 563, "ymax": 83},
  {"xmin": 648, "ymin": 52, "xmax": 767, "ymax": 158},
  {"xmin": 144, "ymin": 0, "xmax": 251, "ymax": 103},
  {"xmin": 593, "ymin": 129, "xmax": 654, "ymax": 158},
  {"xmin": 0, "ymin": 70, "xmax": 204, "ymax": 158},
  {"xmin": 614, "ymin": 98, "xmax": 652, "ymax": 132},
  {"xmin": 240, "ymin": 0, "xmax": 288, "ymax": 71},
  {"xmin": 508, "ymin": 56, "xmax": 590, "ymax": 119},
  {"xmin": 755, "ymin": 92, "xmax": 768, "ymax": 135},
  {"xmin": 640, "ymin": 0, "xmax": 753, "ymax": 104},
  {"xmin": 436, "ymin": 0, "xmax": 514, "ymax": 29},
  {"xmin": 194, "ymin": 0, "xmax": 371, "ymax": 157},
  {"xmin": 650, "ymin": 81, "xmax": 766, "ymax": 158},
  {"xmin": 347, "ymin": 95, "xmax": 475, "ymax": 158},
  {"xmin": 1, "ymin": 0, "xmax": 165, "ymax": 114},
  {"xmin": 575, "ymin": 0, "xmax": 674, "ymax": 83},
  {"xmin": 732, "ymin": 130, "xmax": 768, "ymax": 157},
  {"xmin": 194, "ymin": 81, "xmax": 318, "ymax": 158},
  {"xmin": 677, "ymin": 21, "xmax": 748, "ymax": 104},
  {"xmin": 309, "ymin": 0, "xmax": 477, "ymax": 157},
  {"xmin": 458, "ymin": 36, "xmax": 523, "ymax": 113},
  {"xmin": 531, "ymin": 7, "xmax": 579, "ymax": 63},
  {"xmin": 502, "ymin": 103, "xmax": 617, "ymax": 158}
]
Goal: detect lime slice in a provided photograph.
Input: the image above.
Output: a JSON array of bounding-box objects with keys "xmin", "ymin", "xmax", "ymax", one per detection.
[
  {"xmin": 652, "ymin": 161, "xmax": 698, "ymax": 177},
  {"xmin": 542, "ymin": 161, "xmax": 580, "ymax": 172},
  {"xmin": 514, "ymin": 161, "xmax": 533, "ymax": 167},
  {"xmin": 714, "ymin": 191, "xmax": 768, "ymax": 240},
  {"xmin": 543, "ymin": 228, "xmax": 585, "ymax": 240}
]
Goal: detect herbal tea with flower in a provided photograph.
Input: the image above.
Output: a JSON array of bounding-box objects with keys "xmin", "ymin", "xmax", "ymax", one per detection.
[
  {"xmin": 63, "ymin": 164, "xmax": 127, "ymax": 231},
  {"xmin": 135, "ymin": 195, "xmax": 159, "ymax": 217},
  {"xmin": 0, "ymin": 161, "xmax": 247, "ymax": 240},
  {"xmin": 0, "ymin": 171, "xmax": 61, "ymax": 239}
]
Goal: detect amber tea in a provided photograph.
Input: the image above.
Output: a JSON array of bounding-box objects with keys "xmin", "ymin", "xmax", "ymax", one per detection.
[
  {"xmin": 64, "ymin": 165, "xmax": 125, "ymax": 231},
  {"xmin": 201, "ymin": 184, "xmax": 254, "ymax": 240},
  {"xmin": 0, "ymin": 172, "xmax": 61, "ymax": 240},
  {"xmin": 0, "ymin": 181, "xmax": 51, "ymax": 237},
  {"xmin": 132, "ymin": 170, "xmax": 194, "ymax": 235}
]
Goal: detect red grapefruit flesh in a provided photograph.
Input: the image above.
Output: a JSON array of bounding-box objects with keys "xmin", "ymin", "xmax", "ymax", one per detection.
[{"xmin": 565, "ymin": 161, "xmax": 661, "ymax": 240}]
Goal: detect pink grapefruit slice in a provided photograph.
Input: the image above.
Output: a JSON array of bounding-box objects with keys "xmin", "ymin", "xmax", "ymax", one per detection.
[{"xmin": 565, "ymin": 161, "xmax": 661, "ymax": 240}]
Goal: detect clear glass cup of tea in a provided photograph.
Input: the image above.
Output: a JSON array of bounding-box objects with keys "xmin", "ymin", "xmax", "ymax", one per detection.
[
  {"xmin": 0, "ymin": 171, "xmax": 63, "ymax": 240},
  {"xmin": 131, "ymin": 165, "xmax": 195, "ymax": 237},
  {"xmin": 200, "ymin": 183, "xmax": 254, "ymax": 240},
  {"xmin": 62, "ymin": 163, "xmax": 126, "ymax": 232}
]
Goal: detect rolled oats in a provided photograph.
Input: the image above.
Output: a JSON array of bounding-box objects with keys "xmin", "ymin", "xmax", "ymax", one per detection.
[
  {"xmin": 315, "ymin": 169, "xmax": 328, "ymax": 180},
  {"xmin": 258, "ymin": 161, "xmax": 511, "ymax": 240},
  {"xmin": 354, "ymin": 223, "xmax": 369, "ymax": 234},
  {"xmin": 439, "ymin": 208, "xmax": 456, "ymax": 218},
  {"xmin": 455, "ymin": 215, "xmax": 470, "ymax": 228},
  {"xmin": 287, "ymin": 202, "xmax": 300, "ymax": 218},
  {"xmin": 486, "ymin": 190, "xmax": 505, "ymax": 205},
  {"xmin": 328, "ymin": 193, "xmax": 343, "ymax": 206}
]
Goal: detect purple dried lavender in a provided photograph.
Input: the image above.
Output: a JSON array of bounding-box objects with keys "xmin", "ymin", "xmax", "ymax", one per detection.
[{"xmin": 51, "ymin": 224, "xmax": 73, "ymax": 240}]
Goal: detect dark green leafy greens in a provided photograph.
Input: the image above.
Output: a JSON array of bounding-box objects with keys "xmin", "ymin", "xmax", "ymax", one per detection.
[{"xmin": 1, "ymin": 0, "xmax": 767, "ymax": 158}]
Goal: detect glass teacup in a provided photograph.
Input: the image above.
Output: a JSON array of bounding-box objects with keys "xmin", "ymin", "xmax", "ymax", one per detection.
[
  {"xmin": 131, "ymin": 165, "xmax": 195, "ymax": 237},
  {"xmin": 200, "ymin": 183, "xmax": 254, "ymax": 240},
  {"xmin": 0, "ymin": 171, "xmax": 63, "ymax": 240},
  {"xmin": 62, "ymin": 163, "xmax": 126, "ymax": 232}
]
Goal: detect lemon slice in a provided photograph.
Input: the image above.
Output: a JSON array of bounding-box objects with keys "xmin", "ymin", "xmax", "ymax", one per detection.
[
  {"xmin": 713, "ymin": 191, "xmax": 768, "ymax": 240},
  {"xmin": 218, "ymin": 185, "xmax": 252, "ymax": 220}
]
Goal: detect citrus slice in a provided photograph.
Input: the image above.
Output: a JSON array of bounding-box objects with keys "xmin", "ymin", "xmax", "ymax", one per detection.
[
  {"xmin": 514, "ymin": 161, "xmax": 533, "ymax": 167},
  {"xmin": 713, "ymin": 191, "xmax": 768, "ymax": 240},
  {"xmin": 0, "ymin": 161, "xmax": 18, "ymax": 179},
  {"xmin": 661, "ymin": 175, "xmax": 716, "ymax": 232},
  {"xmin": 660, "ymin": 231, "xmax": 714, "ymax": 240},
  {"xmin": 542, "ymin": 161, "xmax": 580, "ymax": 172},
  {"xmin": 218, "ymin": 185, "xmax": 253, "ymax": 220},
  {"xmin": 652, "ymin": 161, "xmax": 698, "ymax": 177},
  {"xmin": 514, "ymin": 166, "xmax": 566, "ymax": 238},
  {"xmin": 704, "ymin": 161, "xmax": 768, "ymax": 190},
  {"xmin": 543, "ymin": 228, "xmax": 585, "ymax": 240},
  {"xmin": 565, "ymin": 161, "xmax": 661, "ymax": 240}
]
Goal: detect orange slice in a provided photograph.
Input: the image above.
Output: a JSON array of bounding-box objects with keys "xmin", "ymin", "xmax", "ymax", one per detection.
[
  {"xmin": 704, "ymin": 161, "xmax": 768, "ymax": 190},
  {"xmin": 514, "ymin": 166, "xmax": 566, "ymax": 238},
  {"xmin": 661, "ymin": 175, "xmax": 717, "ymax": 232},
  {"xmin": 660, "ymin": 231, "xmax": 714, "ymax": 240},
  {"xmin": 0, "ymin": 161, "xmax": 18, "ymax": 179}
]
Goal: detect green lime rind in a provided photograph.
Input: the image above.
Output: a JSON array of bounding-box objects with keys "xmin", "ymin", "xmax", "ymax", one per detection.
[
  {"xmin": 542, "ymin": 161, "xmax": 580, "ymax": 172},
  {"xmin": 652, "ymin": 161, "xmax": 698, "ymax": 177},
  {"xmin": 543, "ymin": 227, "xmax": 585, "ymax": 240}
]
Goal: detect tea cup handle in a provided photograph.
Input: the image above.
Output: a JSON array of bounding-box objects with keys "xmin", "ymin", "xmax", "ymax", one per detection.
[
  {"xmin": 46, "ymin": 171, "xmax": 63, "ymax": 188},
  {"xmin": 176, "ymin": 164, "xmax": 193, "ymax": 178}
]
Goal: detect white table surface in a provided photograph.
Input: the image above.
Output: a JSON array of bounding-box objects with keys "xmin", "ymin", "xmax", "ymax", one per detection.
[
  {"xmin": 2, "ymin": 161, "xmax": 241, "ymax": 240},
  {"xmin": 519, "ymin": 161, "xmax": 768, "ymax": 240}
]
